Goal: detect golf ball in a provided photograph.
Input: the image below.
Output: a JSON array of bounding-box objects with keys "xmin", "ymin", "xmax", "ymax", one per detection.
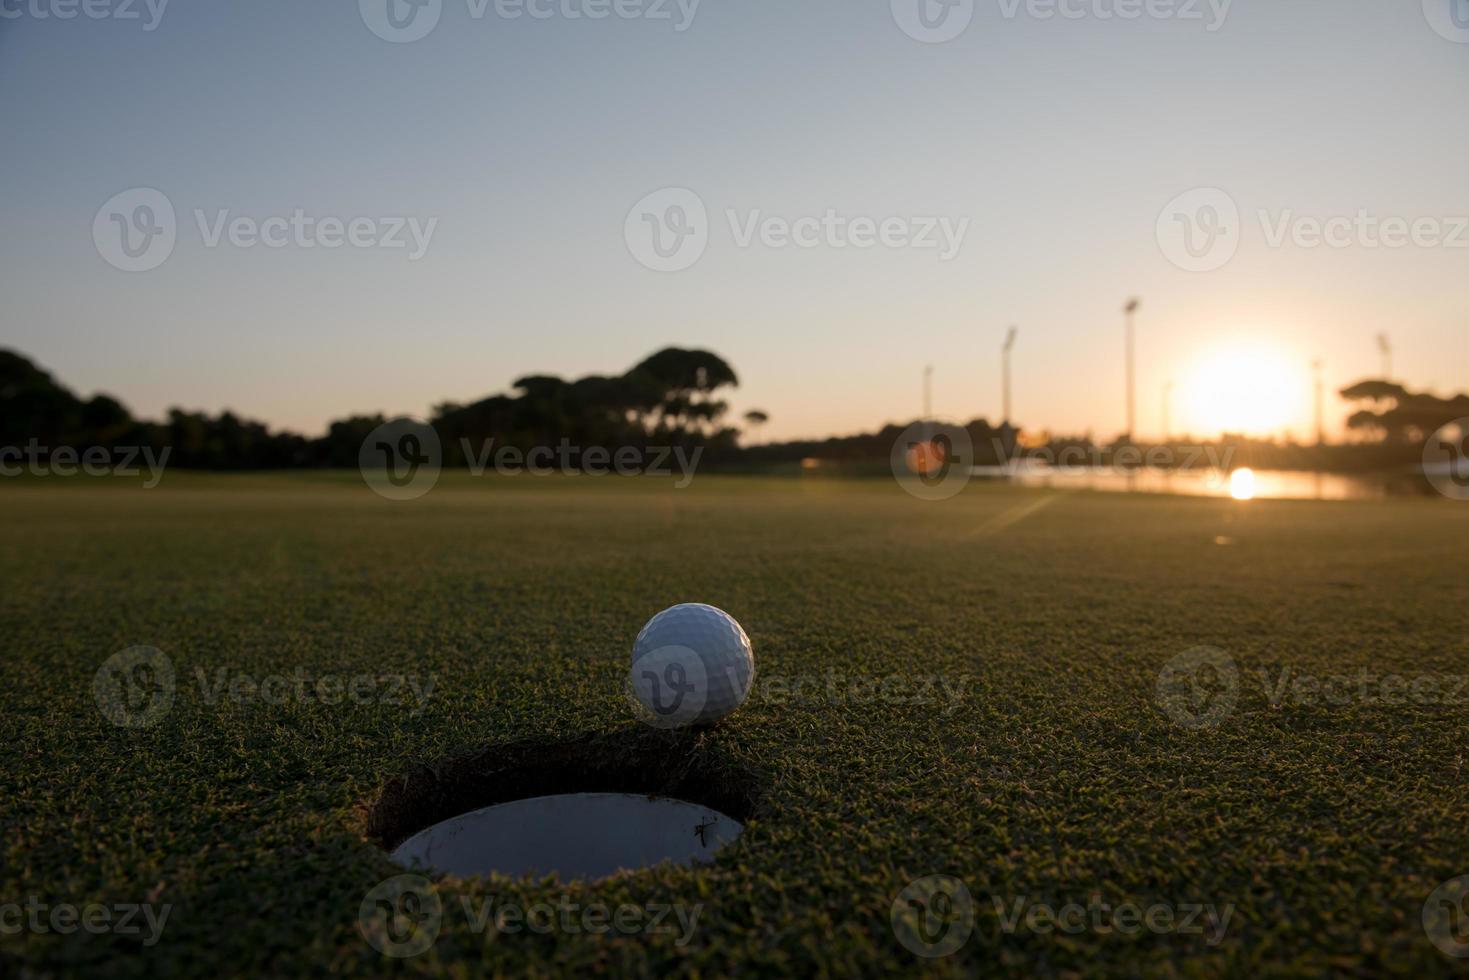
[{"xmin": 631, "ymin": 603, "xmax": 754, "ymax": 727}]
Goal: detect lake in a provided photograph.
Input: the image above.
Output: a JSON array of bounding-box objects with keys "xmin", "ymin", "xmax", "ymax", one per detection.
[{"xmin": 972, "ymin": 464, "xmax": 1430, "ymax": 501}]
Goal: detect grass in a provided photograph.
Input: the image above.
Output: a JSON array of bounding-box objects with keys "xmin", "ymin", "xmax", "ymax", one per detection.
[{"xmin": 3, "ymin": 472, "xmax": 1468, "ymax": 977}]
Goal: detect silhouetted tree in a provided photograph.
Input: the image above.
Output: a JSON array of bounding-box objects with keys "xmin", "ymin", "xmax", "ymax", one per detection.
[
  {"xmin": 743, "ymin": 409, "xmax": 769, "ymax": 442},
  {"xmin": 0, "ymin": 350, "xmax": 136, "ymax": 446},
  {"xmin": 1341, "ymin": 379, "xmax": 1469, "ymax": 442},
  {"xmin": 629, "ymin": 347, "xmax": 738, "ymax": 435},
  {"xmin": 318, "ymin": 415, "xmax": 388, "ymax": 467}
]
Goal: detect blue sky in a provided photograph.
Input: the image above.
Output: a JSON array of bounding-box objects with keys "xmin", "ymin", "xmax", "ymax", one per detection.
[{"xmin": 2, "ymin": 0, "xmax": 1466, "ymax": 440}]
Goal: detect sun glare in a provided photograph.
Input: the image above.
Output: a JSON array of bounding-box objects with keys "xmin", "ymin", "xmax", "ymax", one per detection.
[
  {"xmin": 1229, "ymin": 467, "xmax": 1257, "ymax": 501},
  {"xmin": 1182, "ymin": 342, "xmax": 1303, "ymax": 438}
]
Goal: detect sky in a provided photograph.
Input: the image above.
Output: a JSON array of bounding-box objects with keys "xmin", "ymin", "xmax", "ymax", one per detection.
[{"xmin": 1, "ymin": 0, "xmax": 1466, "ymax": 443}]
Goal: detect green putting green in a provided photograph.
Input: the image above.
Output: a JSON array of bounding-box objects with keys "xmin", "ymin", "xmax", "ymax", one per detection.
[{"xmin": 4, "ymin": 473, "xmax": 1467, "ymax": 976}]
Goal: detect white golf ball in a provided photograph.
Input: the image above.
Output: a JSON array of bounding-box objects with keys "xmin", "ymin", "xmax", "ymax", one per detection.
[{"xmin": 630, "ymin": 603, "xmax": 754, "ymax": 727}]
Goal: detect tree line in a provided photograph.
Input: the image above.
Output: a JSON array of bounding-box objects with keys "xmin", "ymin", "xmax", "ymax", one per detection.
[
  {"xmin": 0, "ymin": 347, "xmax": 753, "ymax": 469},
  {"xmin": 3, "ymin": 344, "xmax": 1462, "ymax": 472}
]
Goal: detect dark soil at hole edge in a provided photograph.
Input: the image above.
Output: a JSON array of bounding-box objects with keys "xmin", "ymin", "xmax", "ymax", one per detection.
[{"xmin": 363, "ymin": 726, "xmax": 764, "ymax": 850}]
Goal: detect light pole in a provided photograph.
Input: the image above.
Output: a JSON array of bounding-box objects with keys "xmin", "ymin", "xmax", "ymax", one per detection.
[
  {"xmin": 1001, "ymin": 327, "xmax": 1018, "ymax": 426},
  {"xmin": 1162, "ymin": 380, "xmax": 1174, "ymax": 443},
  {"xmin": 1124, "ymin": 298, "xmax": 1140, "ymax": 440},
  {"xmin": 1377, "ymin": 333, "xmax": 1392, "ymax": 381},
  {"xmin": 923, "ymin": 365, "xmax": 933, "ymax": 420},
  {"xmin": 1312, "ymin": 359, "xmax": 1325, "ymax": 446}
]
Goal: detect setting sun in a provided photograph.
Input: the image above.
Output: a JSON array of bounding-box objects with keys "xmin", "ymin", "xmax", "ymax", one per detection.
[{"xmin": 1182, "ymin": 342, "xmax": 1305, "ymax": 438}]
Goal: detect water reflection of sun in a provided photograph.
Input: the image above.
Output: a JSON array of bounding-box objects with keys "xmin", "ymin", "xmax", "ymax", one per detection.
[{"xmin": 1229, "ymin": 467, "xmax": 1256, "ymax": 501}]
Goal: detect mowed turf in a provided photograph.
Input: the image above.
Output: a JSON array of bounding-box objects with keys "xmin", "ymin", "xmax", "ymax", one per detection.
[{"xmin": 4, "ymin": 473, "xmax": 1469, "ymax": 977}]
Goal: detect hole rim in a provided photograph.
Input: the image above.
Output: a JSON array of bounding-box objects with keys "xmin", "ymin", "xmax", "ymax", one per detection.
[{"xmin": 364, "ymin": 727, "xmax": 763, "ymax": 861}]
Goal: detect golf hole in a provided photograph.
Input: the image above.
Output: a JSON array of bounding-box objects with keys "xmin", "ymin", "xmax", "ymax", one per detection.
[
  {"xmin": 392, "ymin": 793, "xmax": 742, "ymax": 880},
  {"xmin": 365, "ymin": 729, "xmax": 758, "ymax": 881}
]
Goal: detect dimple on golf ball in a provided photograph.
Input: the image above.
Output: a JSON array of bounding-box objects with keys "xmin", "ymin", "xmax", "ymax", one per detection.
[{"xmin": 631, "ymin": 603, "xmax": 754, "ymax": 727}]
